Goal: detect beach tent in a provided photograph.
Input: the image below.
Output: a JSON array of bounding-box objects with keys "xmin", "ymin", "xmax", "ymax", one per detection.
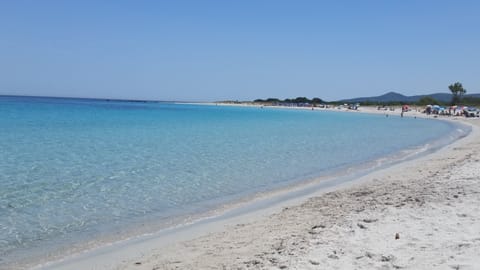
[{"xmin": 430, "ymin": 105, "xmax": 441, "ymax": 114}]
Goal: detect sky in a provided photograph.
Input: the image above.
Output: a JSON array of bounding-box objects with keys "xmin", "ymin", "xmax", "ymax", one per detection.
[{"xmin": 0, "ymin": 1, "xmax": 479, "ymax": 101}]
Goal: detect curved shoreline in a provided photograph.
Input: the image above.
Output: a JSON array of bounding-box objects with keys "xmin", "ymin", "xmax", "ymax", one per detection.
[
  {"xmin": 2, "ymin": 104, "xmax": 454, "ymax": 269},
  {"xmin": 26, "ymin": 115, "xmax": 478, "ymax": 270}
]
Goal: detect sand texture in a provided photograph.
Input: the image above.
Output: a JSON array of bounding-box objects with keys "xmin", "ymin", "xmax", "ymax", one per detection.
[{"xmin": 103, "ymin": 118, "xmax": 480, "ymax": 270}]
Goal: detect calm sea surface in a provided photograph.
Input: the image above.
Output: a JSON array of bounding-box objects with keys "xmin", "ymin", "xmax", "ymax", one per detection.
[{"xmin": 0, "ymin": 96, "xmax": 464, "ymax": 267}]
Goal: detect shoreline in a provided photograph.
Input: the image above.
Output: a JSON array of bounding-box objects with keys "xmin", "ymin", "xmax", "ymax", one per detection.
[
  {"xmin": 29, "ymin": 114, "xmax": 478, "ymax": 269},
  {"xmin": 111, "ymin": 120, "xmax": 479, "ymax": 270},
  {"xmin": 178, "ymin": 101, "xmax": 456, "ymax": 119}
]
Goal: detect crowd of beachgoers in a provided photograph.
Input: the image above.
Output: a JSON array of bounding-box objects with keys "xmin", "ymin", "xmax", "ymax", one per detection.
[
  {"xmin": 220, "ymin": 100, "xmax": 480, "ymax": 119},
  {"xmin": 423, "ymin": 104, "xmax": 479, "ymax": 117},
  {"xmin": 374, "ymin": 104, "xmax": 480, "ymax": 118}
]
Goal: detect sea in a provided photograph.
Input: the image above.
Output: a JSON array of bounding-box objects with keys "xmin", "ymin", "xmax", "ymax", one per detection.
[{"xmin": 0, "ymin": 96, "xmax": 468, "ymax": 269}]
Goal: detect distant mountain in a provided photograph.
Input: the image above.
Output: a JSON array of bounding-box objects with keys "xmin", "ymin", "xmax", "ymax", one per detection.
[
  {"xmin": 340, "ymin": 92, "xmax": 413, "ymax": 103},
  {"xmin": 339, "ymin": 91, "xmax": 480, "ymax": 104}
]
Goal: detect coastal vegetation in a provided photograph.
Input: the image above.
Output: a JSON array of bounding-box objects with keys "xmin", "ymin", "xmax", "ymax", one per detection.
[
  {"xmin": 249, "ymin": 96, "xmax": 480, "ymax": 107},
  {"xmin": 417, "ymin": 96, "xmax": 442, "ymax": 106},
  {"xmin": 221, "ymin": 84, "xmax": 480, "ymax": 107},
  {"xmin": 253, "ymin": 97, "xmax": 324, "ymax": 105},
  {"xmin": 449, "ymin": 82, "xmax": 467, "ymax": 105}
]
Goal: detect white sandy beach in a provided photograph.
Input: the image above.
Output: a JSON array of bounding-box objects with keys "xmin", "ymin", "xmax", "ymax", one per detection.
[
  {"xmin": 39, "ymin": 112, "xmax": 480, "ymax": 270},
  {"xmin": 4, "ymin": 1, "xmax": 479, "ymax": 269}
]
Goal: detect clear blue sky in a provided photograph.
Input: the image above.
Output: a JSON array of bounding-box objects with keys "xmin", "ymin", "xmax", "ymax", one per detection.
[{"xmin": 0, "ymin": 1, "xmax": 478, "ymax": 101}]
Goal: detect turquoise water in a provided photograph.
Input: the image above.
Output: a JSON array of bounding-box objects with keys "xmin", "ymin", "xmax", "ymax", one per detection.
[{"xmin": 0, "ymin": 96, "xmax": 463, "ymax": 267}]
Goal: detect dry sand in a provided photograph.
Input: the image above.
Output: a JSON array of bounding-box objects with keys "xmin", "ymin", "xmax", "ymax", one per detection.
[{"xmin": 41, "ymin": 113, "xmax": 480, "ymax": 270}]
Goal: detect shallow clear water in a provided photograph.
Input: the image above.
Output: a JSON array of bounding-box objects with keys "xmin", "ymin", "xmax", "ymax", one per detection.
[{"xmin": 0, "ymin": 96, "xmax": 459, "ymax": 266}]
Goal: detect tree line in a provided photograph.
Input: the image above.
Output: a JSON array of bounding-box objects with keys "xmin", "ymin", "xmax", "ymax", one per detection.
[
  {"xmin": 254, "ymin": 97, "xmax": 324, "ymax": 105},
  {"xmin": 252, "ymin": 82, "xmax": 479, "ymax": 107}
]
